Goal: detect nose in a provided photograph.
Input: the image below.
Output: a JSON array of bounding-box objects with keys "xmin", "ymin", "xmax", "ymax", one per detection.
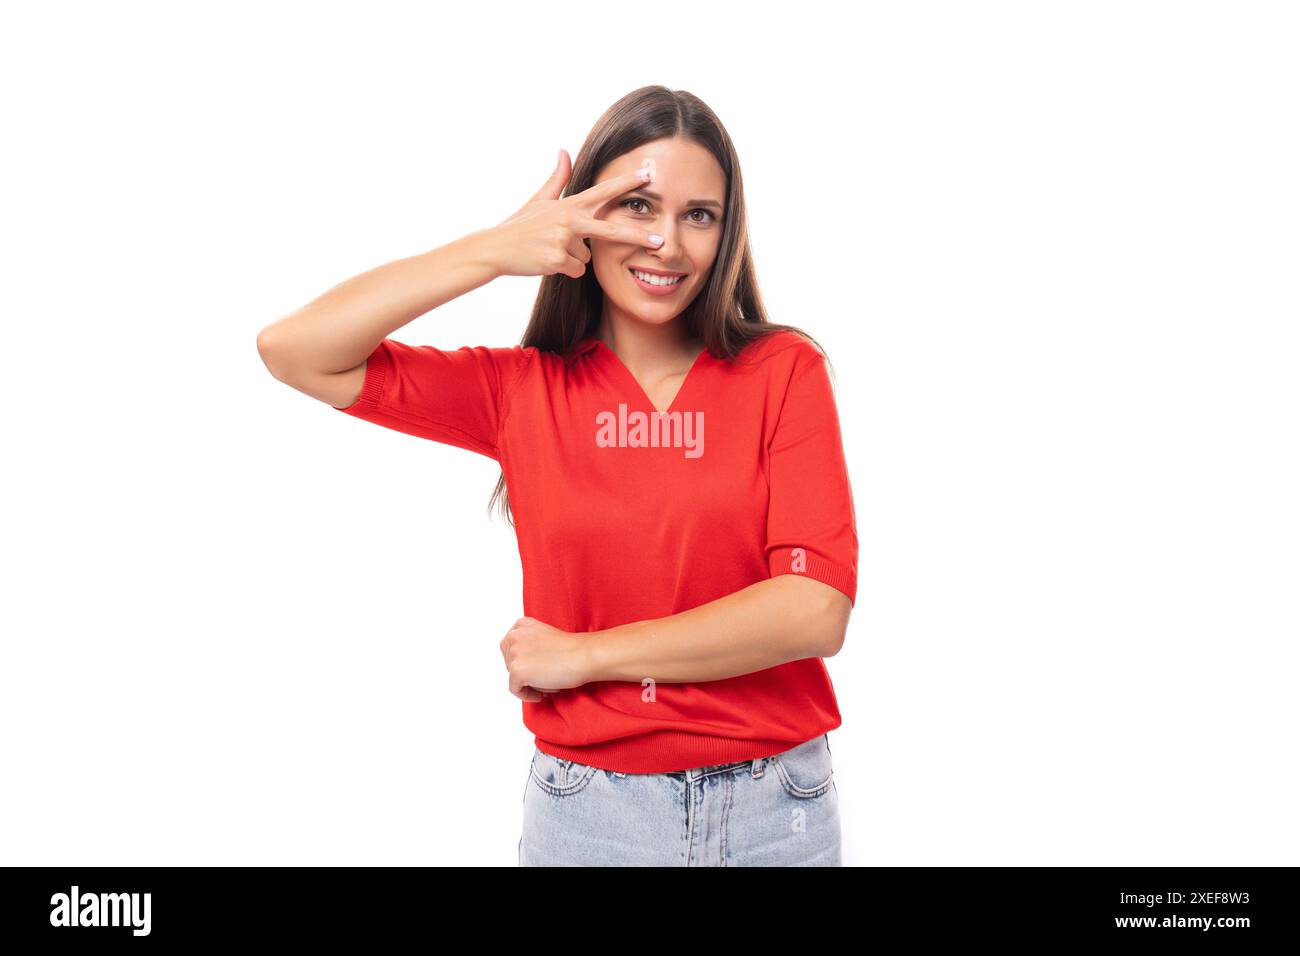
[{"xmin": 649, "ymin": 216, "xmax": 683, "ymax": 260}]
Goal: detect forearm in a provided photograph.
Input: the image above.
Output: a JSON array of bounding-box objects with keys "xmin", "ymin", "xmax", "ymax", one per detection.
[
  {"xmin": 257, "ymin": 227, "xmax": 503, "ymax": 378},
  {"xmin": 582, "ymin": 575, "xmax": 851, "ymax": 685}
]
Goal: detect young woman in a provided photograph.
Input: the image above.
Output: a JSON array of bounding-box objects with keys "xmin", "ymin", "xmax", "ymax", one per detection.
[{"xmin": 256, "ymin": 86, "xmax": 858, "ymax": 866}]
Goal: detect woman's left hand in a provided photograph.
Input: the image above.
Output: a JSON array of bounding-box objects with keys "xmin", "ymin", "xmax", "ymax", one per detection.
[{"xmin": 500, "ymin": 616, "xmax": 590, "ymax": 702}]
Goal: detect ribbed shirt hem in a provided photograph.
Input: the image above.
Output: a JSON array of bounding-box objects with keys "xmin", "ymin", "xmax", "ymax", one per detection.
[{"xmin": 535, "ymin": 722, "xmax": 841, "ymax": 774}]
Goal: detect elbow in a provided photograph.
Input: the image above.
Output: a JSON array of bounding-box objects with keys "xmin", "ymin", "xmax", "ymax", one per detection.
[
  {"xmin": 256, "ymin": 323, "xmax": 295, "ymax": 384},
  {"xmin": 817, "ymin": 591, "xmax": 852, "ymax": 658},
  {"xmin": 779, "ymin": 575, "xmax": 852, "ymax": 659}
]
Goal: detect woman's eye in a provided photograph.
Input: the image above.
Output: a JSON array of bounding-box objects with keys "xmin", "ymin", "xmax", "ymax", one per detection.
[{"xmin": 621, "ymin": 199, "xmax": 717, "ymax": 224}]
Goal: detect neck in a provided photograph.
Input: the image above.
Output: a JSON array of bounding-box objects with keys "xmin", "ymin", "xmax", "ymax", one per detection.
[{"xmin": 596, "ymin": 312, "xmax": 701, "ymax": 371}]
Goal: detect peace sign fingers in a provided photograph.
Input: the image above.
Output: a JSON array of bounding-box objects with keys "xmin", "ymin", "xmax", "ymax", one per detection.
[{"xmin": 568, "ymin": 168, "xmax": 653, "ymax": 214}]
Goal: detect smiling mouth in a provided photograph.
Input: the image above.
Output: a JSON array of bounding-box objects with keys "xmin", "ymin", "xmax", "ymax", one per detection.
[{"xmin": 629, "ymin": 268, "xmax": 686, "ymax": 286}]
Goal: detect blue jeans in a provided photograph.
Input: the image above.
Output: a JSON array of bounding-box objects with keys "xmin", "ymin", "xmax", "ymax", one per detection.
[{"xmin": 518, "ymin": 733, "xmax": 841, "ymax": 866}]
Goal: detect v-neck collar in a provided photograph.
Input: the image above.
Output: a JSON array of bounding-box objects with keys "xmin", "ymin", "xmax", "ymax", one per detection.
[{"xmin": 573, "ymin": 335, "xmax": 710, "ymax": 416}]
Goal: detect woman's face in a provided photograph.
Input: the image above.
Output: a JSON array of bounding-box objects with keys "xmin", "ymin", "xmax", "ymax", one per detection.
[{"xmin": 588, "ymin": 136, "xmax": 727, "ymax": 330}]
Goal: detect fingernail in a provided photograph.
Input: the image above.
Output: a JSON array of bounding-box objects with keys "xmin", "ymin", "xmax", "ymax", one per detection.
[{"xmin": 649, "ymin": 234, "xmax": 664, "ymax": 246}]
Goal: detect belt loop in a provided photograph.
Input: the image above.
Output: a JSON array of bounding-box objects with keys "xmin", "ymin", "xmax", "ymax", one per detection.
[{"xmin": 750, "ymin": 757, "xmax": 766, "ymax": 778}]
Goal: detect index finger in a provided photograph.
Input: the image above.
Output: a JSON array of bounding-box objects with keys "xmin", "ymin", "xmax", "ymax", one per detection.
[
  {"xmin": 568, "ymin": 169, "xmax": 652, "ymax": 212},
  {"xmin": 575, "ymin": 215, "xmax": 665, "ymax": 248}
]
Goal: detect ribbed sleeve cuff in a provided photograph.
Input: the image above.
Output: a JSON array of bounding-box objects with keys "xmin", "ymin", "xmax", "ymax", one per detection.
[
  {"xmin": 768, "ymin": 546, "xmax": 856, "ymax": 607},
  {"xmin": 334, "ymin": 340, "xmax": 391, "ymax": 415}
]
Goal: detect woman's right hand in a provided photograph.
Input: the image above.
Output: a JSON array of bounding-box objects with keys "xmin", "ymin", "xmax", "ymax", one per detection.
[{"xmin": 481, "ymin": 150, "xmax": 665, "ymax": 279}]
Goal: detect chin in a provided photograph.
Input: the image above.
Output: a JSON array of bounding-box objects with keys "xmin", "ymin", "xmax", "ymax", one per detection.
[{"xmin": 620, "ymin": 302, "xmax": 685, "ymax": 325}]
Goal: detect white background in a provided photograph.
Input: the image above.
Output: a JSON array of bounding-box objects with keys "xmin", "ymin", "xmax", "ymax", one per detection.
[{"xmin": 2, "ymin": 0, "xmax": 1296, "ymax": 866}]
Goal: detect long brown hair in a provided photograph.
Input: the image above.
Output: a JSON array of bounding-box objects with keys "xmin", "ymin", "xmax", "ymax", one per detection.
[{"xmin": 489, "ymin": 85, "xmax": 829, "ymax": 524}]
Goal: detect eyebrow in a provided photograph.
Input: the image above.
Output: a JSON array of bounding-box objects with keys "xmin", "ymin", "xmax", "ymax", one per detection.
[{"xmin": 629, "ymin": 188, "xmax": 724, "ymax": 211}]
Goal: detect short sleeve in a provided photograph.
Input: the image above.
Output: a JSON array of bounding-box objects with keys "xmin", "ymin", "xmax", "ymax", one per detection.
[
  {"xmin": 764, "ymin": 342, "xmax": 859, "ymax": 606},
  {"xmin": 333, "ymin": 338, "xmax": 531, "ymax": 460}
]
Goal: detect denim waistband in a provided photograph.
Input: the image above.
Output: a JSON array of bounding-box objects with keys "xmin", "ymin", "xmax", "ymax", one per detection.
[{"xmin": 619, "ymin": 756, "xmax": 771, "ymax": 781}]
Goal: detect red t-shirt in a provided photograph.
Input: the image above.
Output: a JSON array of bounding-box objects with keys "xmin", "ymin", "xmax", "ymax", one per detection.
[{"xmin": 334, "ymin": 328, "xmax": 858, "ymax": 772}]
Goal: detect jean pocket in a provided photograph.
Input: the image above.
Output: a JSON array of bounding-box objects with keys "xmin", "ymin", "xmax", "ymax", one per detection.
[
  {"xmin": 770, "ymin": 734, "xmax": 834, "ymax": 799},
  {"xmin": 529, "ymin": 747, "xmax": 599, "ymax": 797}
]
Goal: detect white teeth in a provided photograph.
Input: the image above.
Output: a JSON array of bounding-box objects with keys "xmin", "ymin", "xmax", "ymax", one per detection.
[{"xmin": 632, "ymin": 269, "xmax": 683, "ymax": 286}]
